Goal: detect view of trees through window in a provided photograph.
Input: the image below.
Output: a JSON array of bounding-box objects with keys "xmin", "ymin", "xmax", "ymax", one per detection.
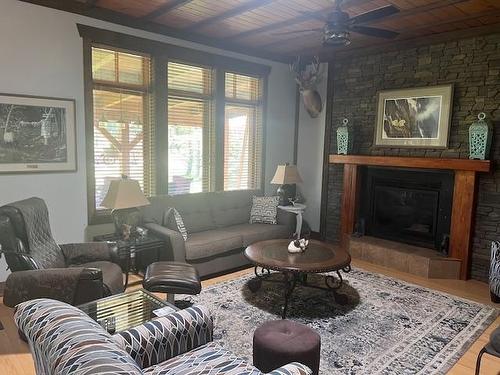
[
  {"xmin": 167, "ymin": 62, "xmax": 213, "ymax": 195},
  {"xmin": 224, "ymin": 73, "xmax": 263, "ymax": 191},
  {"xmin": 88, "ymin": 46, "xmax": 264, "ymax": 219},
  {"xmin": 91, "ymin": 48, "xmax": 151, "ymax": 210}
]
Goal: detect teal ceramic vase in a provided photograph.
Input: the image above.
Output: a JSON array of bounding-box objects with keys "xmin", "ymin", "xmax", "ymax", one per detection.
[
  {"xmin": 337, "ymin": 118, "xmax": 351, "ymax": 155},
  {"xmin": 469, "ymin": 112, "xmax": 492, "ymax": 160}
]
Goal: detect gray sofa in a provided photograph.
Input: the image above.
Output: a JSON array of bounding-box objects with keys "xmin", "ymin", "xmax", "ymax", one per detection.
[{"xmin": 141, "ymin": 190, "xmax": 294, "ymax": 278}]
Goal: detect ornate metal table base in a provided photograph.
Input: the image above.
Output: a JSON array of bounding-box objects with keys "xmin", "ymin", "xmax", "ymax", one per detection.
[{"xmin": 248, "ymin": 265, "xmax": 352, "ymax": 319}]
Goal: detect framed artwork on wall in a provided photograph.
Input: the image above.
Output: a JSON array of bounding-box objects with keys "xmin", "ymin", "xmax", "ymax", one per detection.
[
  {"xmin": 0, "ymin": 94, "xmax": 76, "ymax": 173},
  {"xmin": 374, "ymin": 84, "xmax": 453, "ymax": 148}
]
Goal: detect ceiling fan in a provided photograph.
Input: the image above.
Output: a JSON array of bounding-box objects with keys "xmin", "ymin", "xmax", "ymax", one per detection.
[{"xmin": 275, "ymin": 0, "xmax": 400, "ymax": 47}]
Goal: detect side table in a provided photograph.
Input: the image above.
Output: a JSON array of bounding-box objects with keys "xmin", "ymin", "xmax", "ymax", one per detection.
[
  {"xmin": 278, "ymin": 203, "xmax": 306, "ymax": 239},
  {"xmin": 94, "ymin": 233, "xmax": 166, "ymax": 288}
]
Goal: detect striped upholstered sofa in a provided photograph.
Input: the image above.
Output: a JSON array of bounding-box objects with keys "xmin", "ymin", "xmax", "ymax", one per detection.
[{"xmin": 15, "ymin": 298, "xmax": 311, "ymax": 375}]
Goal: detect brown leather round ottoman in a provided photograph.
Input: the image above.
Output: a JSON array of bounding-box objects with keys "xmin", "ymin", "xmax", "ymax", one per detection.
[{"xmin": 253, "ymin": 320, "xmax": 320, "ymax": 375}]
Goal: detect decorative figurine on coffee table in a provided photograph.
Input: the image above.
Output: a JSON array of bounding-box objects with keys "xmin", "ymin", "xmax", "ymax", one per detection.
[
  {"xmin": 469, "ymin": 112, "xmax": 492, "ymax": 160},
  {"xmin": 288, "ymin": 238, "xmax": 309, "ymax": 253},
  {"xmin": 337, "ymin": 118, "xmax": 352, "ymax": 155}
]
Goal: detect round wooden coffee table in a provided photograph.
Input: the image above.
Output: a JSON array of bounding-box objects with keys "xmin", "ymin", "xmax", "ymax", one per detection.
[{"xmin": 244, "ymin": 239, "xmax": 351, "ymax": 318}]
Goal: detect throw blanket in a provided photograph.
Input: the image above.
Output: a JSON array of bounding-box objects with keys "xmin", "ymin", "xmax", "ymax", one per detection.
[
  {"xmin": 5, "ymin": 198, "xmax": 83, "ymax": 304},
  {"xmin": 8, "ymin": 197, "xmax": 65, "ymax": 269}
]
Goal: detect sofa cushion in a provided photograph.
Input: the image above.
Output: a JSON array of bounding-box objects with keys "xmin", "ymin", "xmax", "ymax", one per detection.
[
  {"xmin": 185, "ymin": 230, "xmax": 243, "ymax": 260},
  {"xmin": 142, "ymin": 194, "xmax": 216, "ymax": 233},
  {"xmin": 208, "ymin": 190, "xmax": 261, "ymax": 227},
  {"xmin": 141, "ymin": 195, "xmax": 173, "ymax": 225},
  {"xmin": 223, "ymin": 223, "xmax": 291, "ymax": 246},
  {"xmin": 169, "ymin": 193, "xmax": 217, "ymax": 233},
  {"xmin": 143, "ymin": 341, "xmax": 261, "ymax": 375}
]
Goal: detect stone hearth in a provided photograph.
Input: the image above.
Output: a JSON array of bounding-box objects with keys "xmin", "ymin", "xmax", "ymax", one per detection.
[{"xmin": 349, "ymin": 236, "xmax": 461, "ymax": 279}]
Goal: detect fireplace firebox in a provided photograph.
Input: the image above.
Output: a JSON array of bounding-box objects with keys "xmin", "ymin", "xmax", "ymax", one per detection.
[{"xmin": 359, "ymin": 167, "xmax": 454, "ymax": 252}]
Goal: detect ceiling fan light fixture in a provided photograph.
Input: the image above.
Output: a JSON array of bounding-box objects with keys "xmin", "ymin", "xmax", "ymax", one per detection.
[{"xmin": 323, "ymin": 31, "xmax": 351, "ymax": 46}]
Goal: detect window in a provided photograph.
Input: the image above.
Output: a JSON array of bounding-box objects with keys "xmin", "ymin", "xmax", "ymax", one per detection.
[
  {"xmin": 167, "ymin": 62, "xmax": 215, "ymax": 195},
  {"xmin": 224, "ymin": 73, "xmax": 263, "ymax": 191},
  {"xmin": 83, "ymin": 34, "xmax": 268, "ymax": 223},
  {"xmin": 90, "ymin": 47, "xmax": 153, "ymax": 214}
]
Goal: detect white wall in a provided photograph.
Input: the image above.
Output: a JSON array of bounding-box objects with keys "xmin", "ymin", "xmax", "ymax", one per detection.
[
  {"xmin": 296, "ymin": 64, "xmax": 328, "ymax": 232},
  {"xmin": 0, "ymin": 0, "xmax": 297, "ymax": 281}
]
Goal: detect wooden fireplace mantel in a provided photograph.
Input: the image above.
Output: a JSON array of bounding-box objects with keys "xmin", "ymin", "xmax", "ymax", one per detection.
[
  {"xmin": 329, "ymin": 155, "xmax": 491, "ymax": 172},
  {"xmin": 330, "ymin": 154, "xmax": 492, "ymax": 280}
]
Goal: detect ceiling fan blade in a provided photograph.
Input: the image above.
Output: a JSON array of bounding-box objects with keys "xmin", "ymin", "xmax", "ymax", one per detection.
[
  {"xmin": 349, "ymin": 5, "xmax": 399, "ymax": 25},
  {"xmin": 273, "ymin": 28, "xmax": 323, "ymax": 36},
  {"xmin": 350, "ymin": 25, "xmax": 399, "ymax": 39}
]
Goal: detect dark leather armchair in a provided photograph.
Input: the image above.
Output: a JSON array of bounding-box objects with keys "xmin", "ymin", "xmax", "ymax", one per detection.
[{"xmin": 0, "ymin": 197, "xmax": 124, "ymax": 307}]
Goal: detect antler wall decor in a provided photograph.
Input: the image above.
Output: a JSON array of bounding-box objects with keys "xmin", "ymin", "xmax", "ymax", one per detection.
[{"xmin": 290, "ymin": 56, "xmax": 323, "ymax": 118}]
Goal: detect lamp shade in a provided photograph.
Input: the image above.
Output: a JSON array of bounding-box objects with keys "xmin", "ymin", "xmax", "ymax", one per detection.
[
  {"xmin": 101, "ymin": 178, "xmax": 150, "ymax": 210},
  {"xmin": 270, "ymin": 164, "xmax": 303, "ymax": 185}
]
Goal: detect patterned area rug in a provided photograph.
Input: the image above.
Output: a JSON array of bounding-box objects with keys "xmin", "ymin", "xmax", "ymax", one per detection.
[{"xmin": 186, "ymin": 268, "xmax": 498, "ymax": 374}]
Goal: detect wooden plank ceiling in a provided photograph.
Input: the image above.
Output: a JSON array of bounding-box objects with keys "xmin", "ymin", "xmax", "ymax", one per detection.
[{"xmin": 24, "ymin": 0, "xmax": 500, "ymax": 61}]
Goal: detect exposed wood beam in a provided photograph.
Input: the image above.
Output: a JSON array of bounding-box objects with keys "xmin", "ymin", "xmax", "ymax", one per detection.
[
  {"xmin": 141, "ymin": 0, "xmax": 195, "ymax": 22},
  {"xmin": 184, "ymin": 0, "xmax": 274, "ymax": 31},
  {"xmin": 19, "ymin": 0, "xmax": 289, "ymax": 62}
]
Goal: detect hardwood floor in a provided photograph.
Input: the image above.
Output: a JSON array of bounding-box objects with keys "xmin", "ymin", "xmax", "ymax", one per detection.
[{"xmin": 0, "ymin": 259, "xmax": 498, "ymax": 374}]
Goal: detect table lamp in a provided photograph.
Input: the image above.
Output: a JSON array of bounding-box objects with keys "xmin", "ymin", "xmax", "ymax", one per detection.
[
  {"xmin": 101, "ymin": 175, "xmax": 150, "ymax": 234},
  {"xmin": 271, "ymin": 164, "xmax": 303, "ymax": 206}
]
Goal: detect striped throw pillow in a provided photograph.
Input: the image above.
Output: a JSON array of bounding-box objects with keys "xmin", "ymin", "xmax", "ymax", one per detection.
[
  {"xmin": 163, "ymin": 208, "xmax": 188, "ymax": 241},
  {"xmin": 250, "ymin": 196, "xmax": 280, "ymax": 224}
]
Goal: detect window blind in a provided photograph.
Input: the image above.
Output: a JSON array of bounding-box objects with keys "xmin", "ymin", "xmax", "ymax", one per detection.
[
  {"xmin": 91, "ymin": 47, "xmax": 153, "ymax": 211},
  {"xmin": 223, "ymin": 72, "xmax": 263, "ymax": 191},
  {"xmin": 167, "ymin": 62, "xmax": 214, "ymax": 195}
]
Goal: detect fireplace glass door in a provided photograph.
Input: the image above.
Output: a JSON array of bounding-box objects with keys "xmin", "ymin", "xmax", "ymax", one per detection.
[{"xmin": 360, "ymin": 167, "xmax": 453, "ymax": 251}]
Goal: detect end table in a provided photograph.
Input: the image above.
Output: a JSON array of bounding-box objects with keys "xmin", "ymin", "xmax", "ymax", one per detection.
[
  {"xmin": 94, "ymin": 232, "xmax": 166, "ymax": 288},
  {"xmin": 278, "ymin": 203, "xmax": 306, "ymax": 239}
]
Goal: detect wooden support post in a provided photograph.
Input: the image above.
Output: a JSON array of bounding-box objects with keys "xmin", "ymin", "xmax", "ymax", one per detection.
[
  {"xmin": 449, "ymin": 170, "xmax": 477, "ymax": 280},
  {"xmin": 340, "ymin": 164, "xmax": 359, "ymax": 249}
]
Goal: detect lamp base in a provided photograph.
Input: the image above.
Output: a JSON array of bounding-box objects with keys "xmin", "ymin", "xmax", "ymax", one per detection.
[
  {"xmin": 276, "ymin": 184, "xmax": 296, "ymax": 206},
  {"xmin": 111, "ymin": 207, "xmax": 141, "ymax": 236}
]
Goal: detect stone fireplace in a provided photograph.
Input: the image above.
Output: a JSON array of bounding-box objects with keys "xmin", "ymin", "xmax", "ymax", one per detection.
[{"xmin": 329, "ymin": 155, "xmax": 491, "ymax": 280}]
